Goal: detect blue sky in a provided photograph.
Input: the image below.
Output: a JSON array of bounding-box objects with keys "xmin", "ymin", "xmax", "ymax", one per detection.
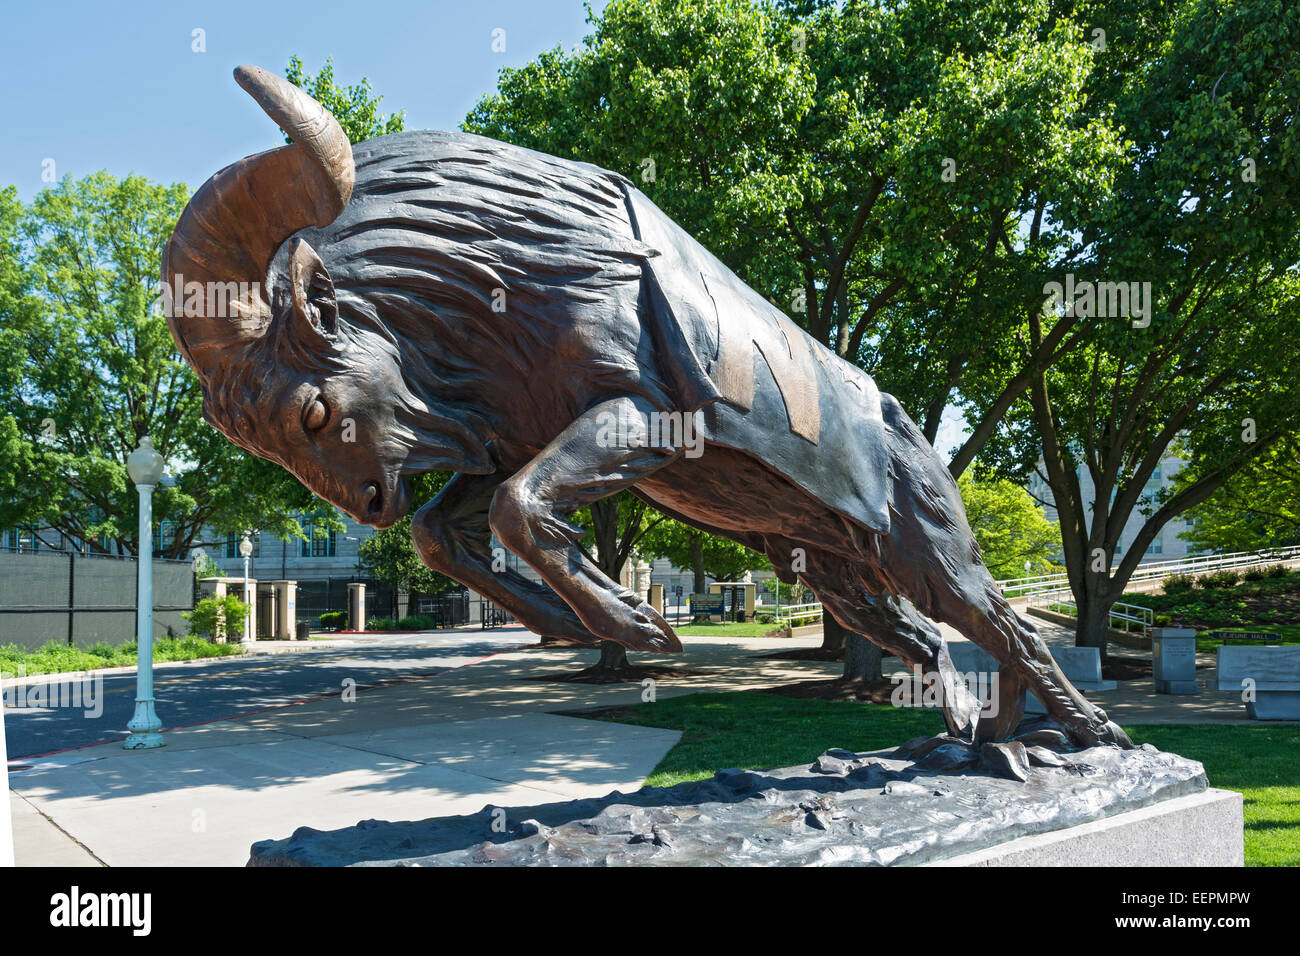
[{"xmin": 1, "ymin": 0, "xmax": 608, "ymax": 196}]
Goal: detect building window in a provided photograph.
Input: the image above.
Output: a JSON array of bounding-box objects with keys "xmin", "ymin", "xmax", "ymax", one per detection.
[
  {"xmin": 1147, "ymin": 538, "xmax": 1163, "ymax": 555},
  {"xmin": 153, "ymin": 521, "xmax": 173, "ymax": 557},
  {"xmin": 1114, "ymin": 539, "xmax": 1123, "ymax": 555},
  {"xmin": 301, "ymin": 526, "xmax": 336, "ymax": 557}
]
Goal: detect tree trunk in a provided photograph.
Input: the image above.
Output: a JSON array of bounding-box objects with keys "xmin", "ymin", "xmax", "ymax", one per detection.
[
  {"xmin": 690, "ymin": 532, "xmax": 706, "ymax": 594},
  {"xmin": 842, "ymin": 632, "xmax": 883, "ymax": 681},
  {"xmin": 820, "ymin": 609, "xmax": 847, "ymax": 652},
  {"xmin": 596, "ymin": 640, "xmax": 629, "ymax": 670},
  {"xmin": 1075, "ymin": 597, "xmax": 1113, "ymax": 661}
]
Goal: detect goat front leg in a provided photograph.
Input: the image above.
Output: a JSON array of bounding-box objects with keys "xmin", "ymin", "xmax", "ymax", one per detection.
[
  {"xmin": 488, "ymin": 397, "xmax": 681, "ymax": 653},
  {"xmin": 412, "ymin": 470, "xmax": 603, "ymax": 645}
]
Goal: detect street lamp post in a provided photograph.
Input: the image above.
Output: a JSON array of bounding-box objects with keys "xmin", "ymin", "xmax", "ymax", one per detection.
[
  {"xmin": 124, "ymin": 436, "xmax": 165, "ymax": 750},
  {"xmin": 239, "ymin": 533, "xmax": 254, "ymax": 645}
]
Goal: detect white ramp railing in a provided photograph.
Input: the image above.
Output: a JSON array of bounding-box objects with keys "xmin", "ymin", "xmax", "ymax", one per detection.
[{"xmin": 997, "ymin": 546, "xmax": 1300, "ymax": 599}]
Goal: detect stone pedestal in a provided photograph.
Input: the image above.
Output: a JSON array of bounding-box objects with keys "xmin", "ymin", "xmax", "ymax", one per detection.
[
  {"xmin": 930, "ymin": 789, "xmax": 1242, "ymax": 866},
  {"xmin": 1152, "ymin": 627, "xmax": 1199, "ymax": 694},
  {"xmin": 1024, "ymin": 646, "xmax": 1116, "ymax": 714},
  {"xmin": 945, "ymin": 643, "xmax": 1116, "ymax": 715},
  {"xmin": 1216, "ymin": 645, "xmax": 1300, "ymax": 719},
  {"xmin": 248, "ymin": 742, "xmax": 1235, "ymax": 868}
]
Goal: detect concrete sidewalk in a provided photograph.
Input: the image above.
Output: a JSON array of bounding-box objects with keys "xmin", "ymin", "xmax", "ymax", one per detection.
[
  {"xmin": 6, "ymin": 635, "xmax": 841, "ymax": 866},
  {"xmin": 7, "ymin": 627, "xmax": 1278, "ymax": 866}
]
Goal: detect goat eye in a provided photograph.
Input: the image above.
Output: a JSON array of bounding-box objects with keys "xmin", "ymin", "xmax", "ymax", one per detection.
[{"xmin": 303, "ymin": 396, "xmax": 329, "ymax": 431}]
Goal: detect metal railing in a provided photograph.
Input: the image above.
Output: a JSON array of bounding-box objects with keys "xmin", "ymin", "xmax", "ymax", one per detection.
[
  {"xmin": 1026, "ymin": 591, "xmax": 1154, "ymax": 633},
  {"xmin": 996, "ymin": 545, "xmax": 1300, "ymax": 598},
  {"xmin": 775, "ymin": 602, "xmax": 824, "ymax": 624}
]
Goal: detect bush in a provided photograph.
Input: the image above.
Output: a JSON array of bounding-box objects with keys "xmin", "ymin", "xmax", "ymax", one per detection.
[
  {"xmin": 184, "ymin": 594, "xmax": 250, "ymax": 640},
  {"xmin": 1243, "ymin": 567, "xmax": 1266, "ymax": 582},
  {"xmin": 1199, "ymin": 570, "xmax": 1241, "ymax": 589},
  {"xmin": 1266, "ymin": 563, "xmax": 1290, "ymax": 579},
  {"xmin": 1154, "ymin": 613, "xmax": 1172, "ymax": 626},
  {"xmin": 366, "ymin": 617, "xmax": 396, "ymax": 631},
  {"xmin": 754, "ymin": 612, "xmax": 775, "ymax": 624},
  {"xmin": 319, "ymin": 611, "xmax": 348, "ymax": 631},
  {"xmin": 1163, "ymin": 572, "xmax": 1196, "ymax": 592},
  {"xmin": 397, "ymin": 614, "xmax": 436, "ymax": 630}
]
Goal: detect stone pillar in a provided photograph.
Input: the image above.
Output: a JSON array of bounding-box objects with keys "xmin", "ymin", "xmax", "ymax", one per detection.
[
  {"xmin": 1151, "ymin": 627, "xmax": 1199, "ymax": 694},
  {"xmin": 635, "ymin": 558, "xmax": 652, "ymax": 606},
  {"xmin": 269, "ymin": 581, "xmax": 297, "ymax": 639},
  {"xmin": 648, "ymin": 584, "xmax": 664, "ymax": 615},
  {"xmin": 347, "ymin": 582, "xmax": 366, "ymax": 632}
]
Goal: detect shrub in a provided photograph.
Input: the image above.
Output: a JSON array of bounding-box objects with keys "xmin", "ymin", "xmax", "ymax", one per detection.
[
  {"xmin": 397, "ymin": 614, "xmax": 436, "ymax": 630},
  {"xmin": 366, "ymin": 617, "xmax": 396, "ymax": 631},
  {"xmin": 1163, "ymin": 572, "xmax": 1196, "ymax": 592},
  {"xmin": 1154, "ymin": 613, "xmax": 1172, "ymax": 626},
  {"xmin": 184, "ymin": 594, "xmax": 250, "ymax": 640},
  {"xmin": 1199, "ymin": 570, "xmax": 1241, "ymax": 589},
  {"xmin": 754, "ymin": 612, "xmax": 775, "ymax": 624},
  {"xmin": 1266, "ymin": 563, "xmax": 1290, "ymax": 579},
  {"xmin": 1243, "ymin": 567, "xmax": 1266, "ymax": 582},
  {"xmin": 319, "ymin": 611, "xmax": 348, "ymax": 631}
]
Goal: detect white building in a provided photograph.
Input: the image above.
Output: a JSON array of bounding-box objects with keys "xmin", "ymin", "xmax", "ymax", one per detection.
[{"xmin": 1026, "ymin": 452, "xmax": 1204, "ymax": 563}]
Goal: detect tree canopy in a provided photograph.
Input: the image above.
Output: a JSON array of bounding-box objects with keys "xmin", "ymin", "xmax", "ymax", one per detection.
[
  {"xmin": 0, "ymin": 175, "xmax": 328, "ymax": 557},
  {"xmin": 468, "ymin": 0, "xmax": 1300, "ymax": 651}
]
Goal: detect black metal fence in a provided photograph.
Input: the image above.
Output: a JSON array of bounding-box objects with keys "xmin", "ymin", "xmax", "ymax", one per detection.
[
  {"xmin": 209, "ymin": 576, "xmax": 472, "ymax": 631},
  {"xmin": 0, "ymin": 547, "xmax": 194, "ymax": 649},
  {"xmin": 417, "ymin": 590, "xmax": 471, "ymax": 628},
  {"xmin": 294, "ymin": 576, "xmax": 397, "ymax": 628}
]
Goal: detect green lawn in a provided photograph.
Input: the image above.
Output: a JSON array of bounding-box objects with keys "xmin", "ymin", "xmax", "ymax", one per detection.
[
  {"xmin": 0, "ymin": 636, "xmax": 243, "ymax": 677},
  {"xmin": 585, "ymin": 691, "xmax": 1299, "ymax": 866},
  {"xmin": 674, "ymin": 621, "xmax": 786, "ymax": 637}
]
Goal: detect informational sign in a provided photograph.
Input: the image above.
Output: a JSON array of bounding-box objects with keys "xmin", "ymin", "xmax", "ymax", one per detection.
[{"xmin": 691, "ymin": 593, "xmax": 725, "ymax": 614}]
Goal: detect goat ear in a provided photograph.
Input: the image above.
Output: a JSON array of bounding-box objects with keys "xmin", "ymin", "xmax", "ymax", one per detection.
[{"xmin": 287, "ymin": 238, "xmax": 339, "ymax": 344}]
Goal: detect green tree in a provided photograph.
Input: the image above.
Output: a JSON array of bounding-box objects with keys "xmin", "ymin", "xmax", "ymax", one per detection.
[
  {"xmin": 284, "ymin": 56, "xmax": 405, "ymax": 144},
  {"xmin": 465, "ymin": 0, "xmax": 1127, "ymax": 664},
  {"xmin": 958, "ymin": 471, "xmax": 1062, "ymax": 578},
  {"xmin": 0, "ymin": 174, "xmax": 327, "ymax": 557},
  {"xmin": 1180, "ymin": 438, "xmax": 1300, "ymax": 552},
  {"xmin": 1013, "ymin": 0, "xmax": 1300, "ymax": 653},
  {"xmin": 638, "ymin": 518, "xmax": 770, "ymax": 595}
]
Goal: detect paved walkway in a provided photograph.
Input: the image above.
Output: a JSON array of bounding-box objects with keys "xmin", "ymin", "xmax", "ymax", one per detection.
[
  {"xmin": 6, "ymin": 627, "xmax": 1280, "ymax": 866},
  {"xmin": 5, "ymin": 635, "xmax": 834, "ymax": 866}
]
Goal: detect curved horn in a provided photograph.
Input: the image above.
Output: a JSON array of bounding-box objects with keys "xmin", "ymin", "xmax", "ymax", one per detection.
[{"xmin": 161, "ymin": 64, "xmax": 355, "ymax": 380}]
